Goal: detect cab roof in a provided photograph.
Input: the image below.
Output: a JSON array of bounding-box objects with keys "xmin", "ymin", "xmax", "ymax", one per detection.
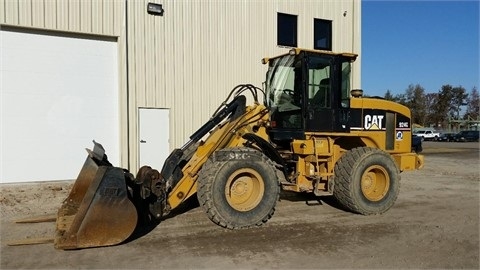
[{"xmin": 262, "ymin": 48, "xmax": 358, "ymax": 64}]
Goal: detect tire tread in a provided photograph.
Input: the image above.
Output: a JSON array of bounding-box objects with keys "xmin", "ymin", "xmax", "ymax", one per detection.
[
  {"xmin": 333, "ymin": 147, "xmax": 400, "ymax": 215},
  {"xmin": 197, "ymin": 148, "xmax": 280, "ymax": 229}
]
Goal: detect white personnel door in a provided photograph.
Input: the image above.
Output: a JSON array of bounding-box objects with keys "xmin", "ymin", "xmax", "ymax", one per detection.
[{"xmin": 138, "ymin": 108, "xmax": 170, "ymax": 169}]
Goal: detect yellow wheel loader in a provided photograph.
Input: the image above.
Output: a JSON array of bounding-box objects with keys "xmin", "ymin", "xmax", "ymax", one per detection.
[{"xmin": 55, "ymin": 48, "xmax": 424, "ymax": 249}]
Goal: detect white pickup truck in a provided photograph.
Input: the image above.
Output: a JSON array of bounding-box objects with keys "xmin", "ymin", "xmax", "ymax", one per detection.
[{"xmin": 414, "ymin": 130, "xmax": 440, "ymax": 141}]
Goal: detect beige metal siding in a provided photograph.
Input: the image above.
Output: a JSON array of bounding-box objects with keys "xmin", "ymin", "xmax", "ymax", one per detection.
[
  {"xmin": 125, "ymin": 0, "xmax": 361, "ymax": 172},
  {"xmin": 0, "ymin": 0, "xmax": 122, "ymax": 36},
  {"xmin": 1, "ymin": 0, "xmax": 361, "ymax": 173}
]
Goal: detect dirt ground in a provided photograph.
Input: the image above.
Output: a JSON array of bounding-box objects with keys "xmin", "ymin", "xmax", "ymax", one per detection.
[{"xmin": 1, "ymin": 141, "xmax": 479, "ymax": 269}]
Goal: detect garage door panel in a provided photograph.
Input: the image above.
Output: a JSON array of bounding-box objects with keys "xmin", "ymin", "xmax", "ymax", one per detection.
[{"xmin": 1, "ymin": 29, "xmax": 119, "ymax": 183}]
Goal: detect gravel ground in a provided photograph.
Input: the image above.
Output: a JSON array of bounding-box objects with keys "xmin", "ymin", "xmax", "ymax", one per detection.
[{"xmin": 1, "ymin": 141, "xmax": 479, "ymax": 269}]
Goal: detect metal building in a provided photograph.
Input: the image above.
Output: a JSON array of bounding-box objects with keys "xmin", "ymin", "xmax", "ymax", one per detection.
[{"xmin": 0, "ymin": 0, "xmax": 361, "ymax": 183}]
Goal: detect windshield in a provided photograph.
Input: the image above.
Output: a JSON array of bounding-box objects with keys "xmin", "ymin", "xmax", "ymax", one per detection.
[
  {"xmin": 265, "ymin": 55, "xmax": 299, "ymax": 112},
  {"xmin": 265, "ymin": 54, "xmax": 303, "ymax": 129}
]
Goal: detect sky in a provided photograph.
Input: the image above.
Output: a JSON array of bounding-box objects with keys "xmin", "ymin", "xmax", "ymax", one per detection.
[{"xmin": 361, "ymin": 0, "xmax": 480, "ymax": 97}]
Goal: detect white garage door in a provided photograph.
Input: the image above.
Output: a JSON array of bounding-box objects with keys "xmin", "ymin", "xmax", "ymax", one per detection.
[{"xmin": 1, "ymin": 29, "xmax": 119, "ymax": 183}]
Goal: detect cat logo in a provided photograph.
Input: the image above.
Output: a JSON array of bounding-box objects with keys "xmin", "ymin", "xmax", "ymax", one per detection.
[{"xmin": 364, "ymin": 114, "xmax": 384, "ymax": 130}]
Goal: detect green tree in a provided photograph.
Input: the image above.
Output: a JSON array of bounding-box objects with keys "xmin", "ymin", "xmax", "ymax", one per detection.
[
  {"xmin": 384, "ymin": 90, "xmax": 395, "ymax": 101},
  {"xmin": 383, "ymin": 89, "xmax": 406, "ymax": 104},
  {"xmin": 449, "ymin": 86, "xmax": 468, "ymax": 119},
  {"xmin": 431, "ymin": 84, "xmax": 468, "ymax": 129},
  {"xmin": 432, "ymin": 85, "xmax": 454, "ymax": 128}
]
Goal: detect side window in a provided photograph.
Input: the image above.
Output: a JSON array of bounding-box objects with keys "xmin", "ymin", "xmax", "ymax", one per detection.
[
  {"xmin": 341, "ymin": 61, "xmax": 351, "ymax": 108},
  {"xmin": 307, "ymin": 57, "xmax": 331, "ymax": 109},
  {"xmin": 314, "ymin": 18, "xmax": 332, "ymax": 51},
  {"xmin": 277, "ymin": 13, "xmax": 297, "ymax": 47}
]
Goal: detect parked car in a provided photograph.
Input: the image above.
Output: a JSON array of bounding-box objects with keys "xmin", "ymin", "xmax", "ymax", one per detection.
[
  {"xmin": 414, "ymin": 130, "xmax": 440, "ymax": 141},
  {"xmin": 437, "ymin": 132, "xmax": 456, "ymax": 142},
  {"xmin": 453, "ymin": 130, "xmax": 480, "ymax": 142},
  {"xmin": 412, "ymin": 135, "xmax": 423, "ymax": 153}
]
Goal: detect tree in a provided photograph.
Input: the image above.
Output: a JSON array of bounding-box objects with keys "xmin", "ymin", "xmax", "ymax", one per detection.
[
  {"xmin": 431, "ymin": 84, "xmax": 468, "ymax": 129},
  {"xmin": 432, "ymin": 85, "xmax": 454, "ymax": 128},
  {"xmin": 424, "ymin": 93, "xmax": 438, "ymax": 127},
  {"xmin": 375, "ymin": 84, "xmax": 473, "ymax": 129},
  {"xmin": 464, "ymin": 86, "xmax": 479, "ymax": 121},
  {"xmin": 449, "ymin": 86, "xmax": 468, "ymax": 119},
  {"xmin": 404, "ymin": 84, "xmax": 427, "ymax": 126},
  {"xmin": 384, "ymin": 90, "xmax": 395, "ymax": 101},
  {"xmin": 383, "ymin": 89, "xmax": 406, "ymax": 104}
]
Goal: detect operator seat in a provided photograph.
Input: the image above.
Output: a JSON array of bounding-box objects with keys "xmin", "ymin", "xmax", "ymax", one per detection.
[{"xmin": 311, "ymin": 78, "xmax": 330, "ymax": 108}]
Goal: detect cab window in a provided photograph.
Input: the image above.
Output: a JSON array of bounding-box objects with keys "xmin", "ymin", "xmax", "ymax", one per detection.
[
  {"xmin": 341, "ymin": 61, "xmax": 351, "ymax": 108},
  {"xmin": 307, "ymin": 57, "xmax": 332, "ymax": 109}
]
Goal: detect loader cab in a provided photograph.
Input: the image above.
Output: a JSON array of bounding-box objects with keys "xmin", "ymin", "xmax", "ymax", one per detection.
[{"xmin": 264, "ymin": 48, "xmax": 357, "ymax": 142}]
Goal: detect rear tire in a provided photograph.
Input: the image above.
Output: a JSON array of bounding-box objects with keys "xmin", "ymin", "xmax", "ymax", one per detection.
[
  {"xmin": 197, "ymin": 148, "xmax": 280, "ymax": 229},
  {"xmin": 333, "ymin": 147, "xmax": 400, "ymax": 215}
]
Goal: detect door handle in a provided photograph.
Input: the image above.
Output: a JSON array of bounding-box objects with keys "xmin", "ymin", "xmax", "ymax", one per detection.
[{"xmin": 140, "ymin": 140, "xmax": 147, "ymax": 143}]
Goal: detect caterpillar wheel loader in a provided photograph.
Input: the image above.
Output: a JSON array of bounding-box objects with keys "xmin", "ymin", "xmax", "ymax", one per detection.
[{"xmin": 54, "ymin": 48, "xmax": 424, "ymax": 249}]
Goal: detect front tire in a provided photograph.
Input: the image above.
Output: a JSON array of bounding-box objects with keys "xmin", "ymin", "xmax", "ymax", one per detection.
[
  {"xmin": 333, "ymin": 147, "xmax": 400, "ymax": 215},
  {"xmin": 197, "ymin": 148, "xmax": 280, "ymax": 229}
]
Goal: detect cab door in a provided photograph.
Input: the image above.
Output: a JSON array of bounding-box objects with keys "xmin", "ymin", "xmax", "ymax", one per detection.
[
  {"xmin": 305, "ymin": 55, "xmax": 351, "ymax": 133},
  {"xmin": 305, "ymin": 55, "xmax": 335, "ymax": 132},
  {"xmin": 333, "ymin": 61, "xmax": 353, "ymax": 132}
]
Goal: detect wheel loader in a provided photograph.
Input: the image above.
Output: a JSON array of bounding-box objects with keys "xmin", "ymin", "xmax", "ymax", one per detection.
[{"xmin": 53, "ymin": 48, "xmax": 424, "ymax": 249}]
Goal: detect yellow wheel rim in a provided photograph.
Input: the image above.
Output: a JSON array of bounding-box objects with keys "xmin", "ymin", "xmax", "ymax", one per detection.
[
  {"xmin": 225, "ymin": 168, "xmax": 265, "ymax": 212},
  {"xmin": 361, "ymin": 165, "xmax": 390, "ymax": 202}
]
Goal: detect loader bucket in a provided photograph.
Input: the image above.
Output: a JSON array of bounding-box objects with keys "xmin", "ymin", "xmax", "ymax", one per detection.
[{"xmin": 55, "ymin": 142, "xmax": 137, "ymax": 249}]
